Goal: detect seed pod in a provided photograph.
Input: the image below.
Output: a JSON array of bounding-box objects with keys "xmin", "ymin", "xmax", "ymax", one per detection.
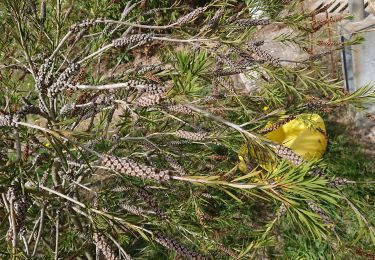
[
  {"xmin": 72, "ymin": 102, "xmax": 96, "ymax": 119},
  {"xmin": 137, "ymin": 140, "xmax": 157, "ymax": 151},
  {"xmin": 69, "ymin": 18, "xmax": 104, "ymax": 33},
  {"xmin": 253, "ymin": 40, "xmax": 265, "ymax": 46},
  {"xmin": 227, "ymin": 12, "xmax": 240, "ymax": 23},
  {"xmin": 6, "ymin": 229, "xmax": 14, "ymax": 241},
  {"xmin": 306, "ymin": 98, "xmax": 326, "ymax": 111},
  {"xmin": 136, "ymin": 93, "xmax": 165, "ymax": 107},
  {"xmin": 126, "ymin": 80, "xmax": 152, "ymax": 89},
  {"xmin": 175, "ymin": 130, "xmax": 207, "ymax": 141},
  {"xmin": 13, "ymin": 195, "xmax": 28, "ymax": 223},
  {"xmin": 101, "ymin": 155, "xmax": 171, "ymax": 182},
  {"xmin": 176, "ymin": 7, "xmax": 204, "ymax": 25},
  {"xmin": 317, "ymin": 40, "xmax": 341, "ymax": 46},
  {"xmin": 308, "ymin": 168, "xmax": 327, "ymax": 177},
  {"xmin": 143, "ymin": 8, "xmax": 164, "ymax": 16},
  {"xmin": 0, "ymin": 115, "xmax": 17, "ymax": 127},
  {"xmin": 112, "ymin": 33, "xmax": 153, "ymax": 48},
  {"xmin": 214, "ymin": 68, "xmax": 245, "ymax": 77},
  {"xmin": 216, "ymin": 54, "xmax": 244, "ymax": 73},
  {"xmin": 59, "ymin": 103, "xmax": 76, "ymax": 117},
  {"xmin": 165, "ymin": 154, "xmax": 186, "ymax": 175},
  {"xmin": 166, "ymin": 140, "xmax": 192, "ymax": 146},
  {"xmin": 0, "ymin": 150, "xmax": 7, "ymax": 165},
  {"xmin": 207, "ymin": 8, "xmax": 224, "ymax": 29},
  {"xmin": 49, "ymin": 83, "xmax": 78, "ymax": 99},
  {"xmin": 37, "ymin": 96, "xmax": 50, "ymax": 115},
  {"xmin": 260, "ymin": 115, "xmax": 296, "ymax": 134},
  {"xmin": 194, "ymin": 190, "xmax": 214, "ymax": 199},
  {"xmin": 89, "ymin": 79, "xmax": 142, "ymax": 92},
  {"xmin": 216, "ymin": 243, "xmax": 237, "ymax": 258},
  {"xmin": 201, "ymin": 192, "xmax": 213, "ymax": 199},
  {"xmin": 36, "ymin": 58, "xmax": 52, "ymax": 89},
  {"xmin": 192, "ymin": 125, "xmax": 206, "ymax": 133},
  {"xmin": 48, "ymin": 62, "xmax": 80, "ymax": 98},
  {"xmin": 247, "ymin": 42, "xmax": 280, "ymax": 67},
  {"xmin": 155, "ymin": 232, "xmax": 206, "ymax": 260},
  {"xmin": 92, "ymin": 233, "xmax": 119, "ymax": 260},
  {"xmin": 105, "ymin": 135, "xmax": 117, "ymax": 145},
  {"xmin": 271, "ymin": 144, "xmax": 304, "ymax": 165},
  {"xmin": 201, "ymin": 94, "xmax": 223, "ymax": 103},
  {"xmin": 307, "ymin": 201, "xmax": 333, "ymax": 228},
  {"xmin": 139, "ymin": 84, "xmax": 166, "ymax": 95},
  {"xmin": 165, "ymin": 104, "xmax": 193, "ymax": 115},
  {"xmin": 135, "ymin": 64, "xmax": 162, "ymax": 74},
  {"xmin": 40, "ymin": 171, "xmax": 50, "ymax": 186},
  {"xmin": 6, "ymin": 184, "xmax": 28, "ymax": 241},
  {"xmin": 111, "ymin": 186, "xmax": 132, "ymax": 192},
  {"xmin": 22, "ymin": 142, "xmax": 30, "ymax": 162},
  {"xmin": 226, "ymin": 46, "xmax": 255, "ymax": 65},
  {"xmin": 224, "ymin": 45, "xmax": 241, "ymax": 57},
  {"xmin": 311, "ymin": 16, "xmax": 345, "ymax": 31},
  {"xmin": 196, "ymin": 207, "xmax": 211, "ymax": 226},
  {"xmin": 27, "ymin": 0, "xmax": 37, "ymax": 16},
  {"xmin": 121, "ymin": 203, "xmax": 150, "ymax": 216},
  {"xmin": 211, "ymin": 155, "xmax": 227, "ymax": 161},
  {"xmin": 136, "ymin": 188, "xmax": 166, "ymax": 219},
  {"xmin": 217, "ymin": 76, "xmax": 235, "ymax": 92},
  {"xmin": 58, "ymin": 170, "xmax": 74, "ymax": 182},
  {"xmin": 94, "ymin": 94, "xmax": 114, "ymax": 106},
  {"xmin": 40, "ymin": 0, "xmax": 46, "ymax": 21},
  {"xmin": 277, "ymin": 203, "xmax": 287, "ymax": 217},
  {"xmin": 144, "ymin": 73, "xmax": 162, "ymax": 84},
  {"xmin": 234, "ymin": 19, "xmax": 270, "ymax": 27},
  {"xmin": 210, "ymin": 78, "xmax": 219, "ymax": 97},
  {"xmin": 329, "ymin": 177, "xmax": 348, "ymax": 187}
]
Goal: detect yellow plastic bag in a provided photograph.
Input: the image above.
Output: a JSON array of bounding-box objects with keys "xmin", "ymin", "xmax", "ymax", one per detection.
[{"xmin": 238, "ymin": 114, "xmax": 327, "ymax": 173}]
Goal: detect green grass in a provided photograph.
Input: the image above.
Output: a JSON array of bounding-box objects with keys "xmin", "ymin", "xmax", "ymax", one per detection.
[
  {"xmin": 325, "ymin": 119, "xmax": 375, "ymax": 181},
  {"xmin": 281, "ymin": 116, "xmax": 375, "ymax": 259}
]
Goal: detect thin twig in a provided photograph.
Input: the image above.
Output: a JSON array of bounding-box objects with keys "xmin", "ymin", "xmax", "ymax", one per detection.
[
  {"xmin": 172, "ymin": 175, "xmax": 263, "ymax": 189},
  {"xmin": 107, "ymin": 234, "xmax": 133, "ymax": 260},
  {"xmin": 27, "ymin": 217, "xmax": 41, "ymax": 245},
  {"xmin": 78, "ymin": 43, "xmax": 114, "ymax": 64},
  {"xmin": 185, "ymin": 104, "xmax": 261, "ymax": 140},
  {"xmin": 49, "ymin": 31, "xmax": 73, "ymax": 60},
  {"xmin": 102, "ymin": 19, "xmax": 178, "ymax": 29},
  {"xmin": 39, "ymin": 185, "xmax": 152, "ymax": 235},
  {"xmin": 22, "ymin": 236, "xmax": 29, "ymax": 255},
  {"xmin": 54, "ymin": 211, "xmax": 59, "ymax": 260},
  {"xmin": 76, "ymin": 82, "xmax": 135, "ymax": 90},
  {"xmin": 14, "ymin": 129, "xmax": 21, "ymax": 162},
  {"xmin": 9, "ymin": 198, "xmax": 17, "ymax": 255},
  {"xmin": 152, "ymin": 36, "xmax": 210, "ymax": 42},
  {"xmin": 32, "ymin": 207, "xmax": 45, "ymax": 256}
]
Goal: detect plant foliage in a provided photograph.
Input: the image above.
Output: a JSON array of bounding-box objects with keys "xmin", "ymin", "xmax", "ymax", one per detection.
[{"xmin": 0, "ymin": 0, "xmax": 374, "ymax": 259}]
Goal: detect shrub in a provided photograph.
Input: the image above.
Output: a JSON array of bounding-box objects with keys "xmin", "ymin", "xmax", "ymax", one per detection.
[{"xmin": 0, "ymin": 0, "xmax": 374, "ymax": 258}]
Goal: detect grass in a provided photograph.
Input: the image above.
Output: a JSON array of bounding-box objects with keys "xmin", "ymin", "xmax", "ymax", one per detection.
[
  {"xmin": 281, "ymin": 114, "xmax": 375, "ymax": 259},
  {"xmin": 325, "ymin": 119, "xmax": 375, "ymax": 181}
]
